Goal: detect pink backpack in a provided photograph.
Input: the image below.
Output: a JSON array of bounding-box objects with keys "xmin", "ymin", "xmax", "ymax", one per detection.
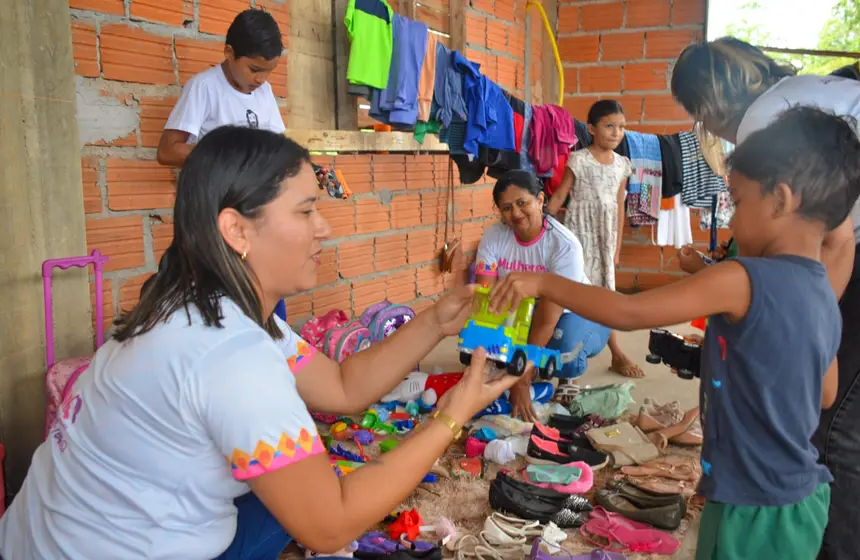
[
  {"xmin": 323, "ymin": 320, "xmax": 372, "ymax": 363},
  {"xmin": 43, "ymin": 251, "xmax": 109, "ymax": 440},
  {"xmin": 299, "ymin": 309, "xmax": 349, "ymax": 352}
]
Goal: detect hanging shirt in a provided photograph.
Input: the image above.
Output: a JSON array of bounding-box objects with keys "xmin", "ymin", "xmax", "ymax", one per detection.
[
  {"xmin": 452, "ymin": 51, "xmax": 516, "ymax": 156},
  {"xmin": 625, "ymin": 131, "xmax": 662, "ymax": 225},
  {"xmin": 433, "ymin": 43, "xmax": 467, "ymax": 127},
  {"xmin": 164, "ymin": 65, "xmax": 285, "ymax": 144},
  {"xmin": 416, "ymin": 32, "xmax": 439, "ymax": 122},
  {"xmin": 679, "ymin": 131, "xmax": 727, "ymax": 209},
  {"xmin": 369, "ymin": 15, "xmax": 428, "ymax": 126},
  {"xmin": 736, "ymin": 74, "xmax": 860, "ymax": 243},
  {"xmin": 528, "ymin": 105, "xmax": 577, "ymax": 175},
  {"xmin": 658, "ymin": 134, "xmax": 683, "ymax": 199},
  {"xmin": 345, "ymin": 0, "xmax": 394, "ymax": 90}
]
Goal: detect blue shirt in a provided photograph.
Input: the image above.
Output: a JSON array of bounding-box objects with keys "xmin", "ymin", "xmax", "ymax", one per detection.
[
  {"xmin": 433, "ymin": 43, "xmax": 467, "ymax": 128},
  {"xmin": 451, "ymin": 52, "xmax": 515, "ymax": 156},
  {"xmin": 369, "ymin": 14, "xmax": 428, "ymax": 126},
  {"xmin": 698, "ymin": 256, "xmax": 838, "ymax": 506}
]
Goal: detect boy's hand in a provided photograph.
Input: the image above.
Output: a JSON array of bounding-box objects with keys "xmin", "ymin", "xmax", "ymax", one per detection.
[
  {"xmin": 489, "ymin": 272, "xmax": 544, "ymax": 313},
  {"xmin": 678, "ymin": 246, "xmax": 707, "ymax": 275}
]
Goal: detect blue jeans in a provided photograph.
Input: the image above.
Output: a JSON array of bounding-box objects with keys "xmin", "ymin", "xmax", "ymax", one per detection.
[
  {"xmin": 215, "ymin": 493, "xmax": 291, "ymax": 560},
  {"xmin": 545, "ymin": 312, "xmax": 611, "ymax": 379}
]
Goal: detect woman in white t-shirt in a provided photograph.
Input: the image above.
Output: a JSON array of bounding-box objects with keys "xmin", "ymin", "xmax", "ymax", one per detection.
[
  {"xmin": 670, "ymin": 36, "xmax": 860, "ymax": 559},
  {"xmin": 0, "ymin": 128, "xmax": 519, "ymax": 560},
  {"xmin": 474, "ymin": 171, "xmax": 612, "ymax": 421}
]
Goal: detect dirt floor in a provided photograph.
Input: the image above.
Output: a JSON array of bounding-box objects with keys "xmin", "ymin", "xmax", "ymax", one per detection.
[{"xmin": 298, "ymin": 325, "xmax": 702, "ymax": 559}]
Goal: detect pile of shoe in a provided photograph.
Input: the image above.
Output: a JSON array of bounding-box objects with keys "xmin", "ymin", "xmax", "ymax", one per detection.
[
  {"xmin": 453, "ymin": 512, "xmax": 569, "ymax": 560},
  {"xmin": 488, "ymin": 472, "xmax": 592, "ymax": 529},
  {"xmin": 635, "ymin": 398, "xmax": 703, "ymax": 449},
  {"xmin": 525, "ymin": 418, "xmax": 610, "ymax": 470}
]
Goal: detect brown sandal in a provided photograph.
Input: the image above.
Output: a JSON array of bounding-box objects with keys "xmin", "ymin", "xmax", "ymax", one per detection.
[
  {"xmin": 624, "ymin": 475, "xmax": 694, "ymax": 497},
  {"xmin": 621, "ymin": 462, "xmax": 699, "ymax": 482},
  {"xmin": 642, "ymin": 408, "xmax": 699, "ymax": 450}
]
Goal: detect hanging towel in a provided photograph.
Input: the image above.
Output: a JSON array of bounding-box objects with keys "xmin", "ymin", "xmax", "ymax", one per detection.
[
  {"xmin": 416, "ymin": 32, "xmax": 439, "ymax": 123},
  {"xmin": 656, "ymin": 195, "xmax": 693, "ymax": 248},
  {"xmin": 369, "ymin": 15, "xmax": 428, "ymax": 126},
  {"xmin": 528, "ymin": 105, "xmax": 577, "ymax": 175},
  {"xmin": 625, "ymin": 131, "xmax": 662, "ymax": 226},
  {"xmin": 699, "ymin": 190, "xmax": 735, "ymax": 231},
  {"xmin": 345, "ymin": 0, "xmax": 394, "ymax": 91},
  {"xmin": 658, "ymin": 134, "xmax": 683, "ymax": 199},
  {"xmin": 451, "ymin": 51, "xmax": 516, "ymax": 156},
  {"xmin": 679, "ymin": 131, "xmax": 727, "ymax": 209}
]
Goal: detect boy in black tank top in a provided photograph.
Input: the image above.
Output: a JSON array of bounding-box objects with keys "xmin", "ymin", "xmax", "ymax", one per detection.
[{"xmin": 487, "ymin": 106, "xmax": 860, "ymax": 559}]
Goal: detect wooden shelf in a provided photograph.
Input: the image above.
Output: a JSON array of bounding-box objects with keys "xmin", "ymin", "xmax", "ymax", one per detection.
[{"xmin": 285, "ymin": 129, "xmax": 449, "ymax": 153}]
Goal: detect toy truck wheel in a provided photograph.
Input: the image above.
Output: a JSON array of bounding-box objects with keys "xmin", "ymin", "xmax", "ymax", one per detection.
[
  {"xmin": 459, "ymin": 352, "xmax": 472, "ymax": 366},
  {"xmin": 540, "ymin": 357, "xmax": 557, "ymax": 379},
  {"xmin": 645, "ymin": 354, "xmax": 662, "ymax": 365},
  {"xmin": 508, "ymin": 350, "xmax": 528, "ymax": 376}
]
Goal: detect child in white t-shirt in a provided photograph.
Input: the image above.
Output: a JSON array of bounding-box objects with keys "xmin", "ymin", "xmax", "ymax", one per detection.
[{"xmin": 157, "ymin": 9, "xmax": 286, "ymax": 167}]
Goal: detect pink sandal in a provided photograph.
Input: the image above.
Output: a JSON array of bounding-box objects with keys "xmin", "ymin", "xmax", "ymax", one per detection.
[{"xmin": 580, "ymin": 507, "xmax": 679, "ymax": 555}]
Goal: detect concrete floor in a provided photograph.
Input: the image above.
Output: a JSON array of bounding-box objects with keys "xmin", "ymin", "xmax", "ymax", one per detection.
[{"xmin": 419, "ymin": 325, "xmax": 703, "ymax": 559}]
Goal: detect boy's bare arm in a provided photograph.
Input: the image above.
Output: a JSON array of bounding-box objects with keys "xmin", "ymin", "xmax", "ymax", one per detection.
[
  {"xmin": 822, "ymin": 357, "xmax": 838, "ymax": 409},
  {"xmin": 489, "ymin": 261, "xmax": 752, "ymax": 332},
  {"xmin": 157, "ymin": 130, "xmax": 194, "ymax": 168}
]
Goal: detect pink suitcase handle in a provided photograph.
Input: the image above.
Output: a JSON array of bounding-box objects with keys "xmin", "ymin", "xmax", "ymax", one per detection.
[{"xmin": 42, "ymin": 250, "xmax": 110, "ymax": 368}]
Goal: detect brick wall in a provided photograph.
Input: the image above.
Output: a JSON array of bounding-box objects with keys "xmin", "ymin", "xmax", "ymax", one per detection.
[{"xmin": 557, "ymin": 0, "xmax": 729, "ymax": 291}]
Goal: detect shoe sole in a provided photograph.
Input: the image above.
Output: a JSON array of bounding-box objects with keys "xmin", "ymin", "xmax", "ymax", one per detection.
[{"xmin": 525, "ymin": 454, "xmax": 611, "ymax": 471}]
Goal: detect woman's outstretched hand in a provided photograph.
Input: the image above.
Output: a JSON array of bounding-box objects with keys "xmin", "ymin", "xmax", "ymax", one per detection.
[
  {"xmin": 430, "ymin": 284, "xmax": 476, "ymax": 337},
  {"xmin": 489, "ymin": 272, "xmax": 544, "ymax": 314},
  {"xmin": 437, "ymin": 347, "xmax": 522, "ymax": 425}
]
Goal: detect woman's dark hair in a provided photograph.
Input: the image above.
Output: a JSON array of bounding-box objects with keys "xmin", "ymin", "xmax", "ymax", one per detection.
[
  {"xmin": 492, "ymin": 170, "xmax": 545, "ymax": 206},
  {"xmin": 587, "ymin": 100, "xmax": 625, "ymax": 126},
  {"xmin": 226, "ymin": 9, "xmax": 284, "ymax": 60},
  {"xmin": 113, "ymin": 126, "xmax": 311, "ymax": 342},
  {"xmin": 671, "ymin": 37, "xmax": 795, "ymax": 134}
]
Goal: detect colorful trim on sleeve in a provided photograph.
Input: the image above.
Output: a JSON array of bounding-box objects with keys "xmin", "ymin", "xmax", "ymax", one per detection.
[
  {"xmin": 287, "ymin": 340, "xmax": 317, "ymax": 374},
  {"xmin": 229, "ymin": 427, "xmax": 325, "ymax": 481},
  {"xmin": 475, "ymin": 261, "xmax": 499, "ymax": 277}
]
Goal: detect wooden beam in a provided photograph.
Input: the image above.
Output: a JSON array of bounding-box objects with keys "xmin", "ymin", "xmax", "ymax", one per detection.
[
  {"xmin": 448, "ymin": 0, "xmax": 465, "ymax": 52},
  {"xmin": 288, "ymin": 0, "xmax": 335, "ymax": 129},
  {"xmin": 286, "ymin": 129, "xmax": 449, "ymax": 152},
  {"xmin": 757, "ymin": 45, "xmax": 860, "ymax": 59},
  {"xmin": 333, "ymin": 0, "xmax": 359, "ymax": 130}
]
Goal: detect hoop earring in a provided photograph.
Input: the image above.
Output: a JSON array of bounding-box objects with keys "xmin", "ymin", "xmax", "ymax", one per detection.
[{"xmin": 241, "ymin": 250, "xmax": 247, "ymax": 261}]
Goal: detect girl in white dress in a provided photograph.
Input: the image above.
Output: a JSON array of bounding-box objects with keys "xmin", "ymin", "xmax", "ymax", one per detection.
[{"xmin": 548, "ymin": 100, "xmax": 645, "ymax": 378}]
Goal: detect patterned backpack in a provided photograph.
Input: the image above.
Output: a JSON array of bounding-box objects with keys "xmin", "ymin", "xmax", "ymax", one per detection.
[
  {"xmin": 323, "ymin": 320, "xmax": 372, "ymax": 363},
  {"xmin": 360, "ymin": 301, "xmax": 415, "ymax": 343},
  {"xmin": 299, "ymin": 309, "xmax": 350, "ymax": 352}
]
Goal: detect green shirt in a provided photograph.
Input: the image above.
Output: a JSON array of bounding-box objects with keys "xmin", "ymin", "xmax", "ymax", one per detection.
[{"xmin": 345, "ymin": 0, "xmax": 394, "ymax": 89}]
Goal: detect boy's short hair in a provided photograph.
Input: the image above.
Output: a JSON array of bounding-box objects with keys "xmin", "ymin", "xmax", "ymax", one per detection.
[
  {"xmin": 226, "ymin": 9, "xmax": 283, "ymax": 60},
  {"xmin": 727, "ymin": 106, "xmax": 860, "ymax": 231}
]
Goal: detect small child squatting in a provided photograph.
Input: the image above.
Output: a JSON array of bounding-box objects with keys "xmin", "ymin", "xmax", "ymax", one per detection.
[{"xmin": 487, "ymin": 106, "xmax": 860, "ymax": 560}]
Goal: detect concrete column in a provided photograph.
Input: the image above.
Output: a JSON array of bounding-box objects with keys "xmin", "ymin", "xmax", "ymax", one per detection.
[{"xmin": 0, "ymin": 0, "xmax": 91, "ymax": 495}]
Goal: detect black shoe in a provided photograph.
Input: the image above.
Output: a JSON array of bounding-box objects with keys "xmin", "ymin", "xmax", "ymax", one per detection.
[
  {"xmin": 547, "ymin": 414, "xmax": 586, "ymax": 431},
  {"xmin": 489, "ymin": 478, "xmax": 585, "ymax": 528},
  {"xmin": 526, "ymin": 435, "xmax": 610, "ymax": 469},
  {"xmin": 494, "ymin": 472, "xmax": 593, "ymax": 512},
  {"xmin": 605, "ymin": 480, "xmax": 687, "ymax": 516},
  {"xmin": 595, "ymin": 489, "xmax": 685, "ymax": 531},
  {"xmin": 530, "ymin": 423, "xmax": 595, "ymax": 451}
]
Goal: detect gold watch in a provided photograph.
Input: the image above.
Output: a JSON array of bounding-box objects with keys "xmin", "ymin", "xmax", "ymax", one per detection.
[{"xmin": 430, "ymin": 410, "xmax": 464, "ymax": 440}]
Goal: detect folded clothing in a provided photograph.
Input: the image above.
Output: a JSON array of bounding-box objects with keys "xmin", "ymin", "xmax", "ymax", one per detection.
[{"xmin": 525, "ymin": 461, "xmax": 594, "ymax": 494}]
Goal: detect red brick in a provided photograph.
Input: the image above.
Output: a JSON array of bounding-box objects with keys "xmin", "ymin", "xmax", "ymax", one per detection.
[
  {"xmin": 630, "ymin": 123, "xmax": 668, "ymax": 134},
  {"xmin": 338, "ymin": 239, "xmax": 374, "ymax": 278},
  {"xmin": 387, "ymin": 270, "xmax": 417, "ymax": 303},
  {"xmin": 335, "ymin": 155, "xmax": 373, "ymax": 195},
  {"xmin": 453, "ymin": 190, "xmax": 472, "ymax": 221},
  {"xmin": 558, "ymin": 36, "xmax": 600, "ymax": 63},
  {"xmin": 150, "ymin": 215, "xmax": 174, "ymax": 261},
  {"xmin": 81, "ymin": 157, "xmax": 101, "ymax": 214},
  {"xmin": 507, "ymin": 27, "xmax": 525, "ymax": 56},
  {"xmin": 497, "ymin": 57, "xmax": 516, "ymax": 89},
  {"xmin": 352, "ymin": 277, "xmax": 388, "ymax": 313},
  {"xmin": 643, "ymin": 94, "xmax": 689, "ymax": 122},
  {"xmin": 580, "ymin": 2, "xmax": 623, "ymax": 30},
  {"xmin": 198, "ymin": 0, "xmax": 252, "ymax": 36},
  {"xmin": 373, "ymin": 156, "xmax": 407, "ymax": 191},
  {"xmin": 645, "ymin": 29, "xmax": 697, "ymax": 59},
  {"xmin": 563, "ymin": 67, "xmax": 579, "ymax": 94},
  {"xmin": 466, "ymin": 13, "xmax": 487, "ymax": 46},
  {"xmin": 637, "ymin": 272, "xmax": 681, "ymax": 291},
  {"xmin": 106, "ymin": 159, "xmax": 176, "ymax": 211},
  {"xmin": 100, "ymin": 25, "xmax": 174, "ymax": 85},
  {"xmin": 139, "ymin": 96, "xmax": 177, "ymax": 148},
  {"xmin": 416, "ymin": 264, "xmax": 445, "ymax": 297},
  {"xmin": 580, "ymin": 66, "xmax": 622, "ymax": 93},
  {"xmin": 131, "ymin": 0, "xmax": 193, "ymax": 25},
  {"xmin": 317, "ymin": 198, "xmax": 355, "ymax": 238},
  {"xmin": 611, "ymin": 94, "xmax": 644, "ymax": 122},
  {"xmin": 557, "ymin": 5, "xmax": 579, "ymax": 34},
  {"xmin": 375, "ymin": 234, "xmax": 408, "ymax": 272},
  {"xmin": 312, "ymin": 285, "xmax": 351, "ymax": 316},
  {"xmin": 284, "ymin": 294, "xmax": 312, "ymax": 322},
  {"xmin": 623, "ymin": 62, "xmax": 669, "ymax": 91},
  {"xmin": 563, "ymin": 95, "xmax": 599, "ymax": 120},
  {"xmin": 471, "ymin": 0, "xmax": 493, "ymax": 15},
  {"xmin": 673, "ymin": 0, "xmax": 706, "ymax": 25},
  {"xmin": 355, "ymin": 198, "xmax": 390, "ymax": 234},
  {"xmin": 391, "ymin": 193, "xmax": 421, "ymax": 229},
  {"xmin": 176, "ymin": 37, "xmax": 223, "ymax": 85},
  {"xmin": 619, "ymin": 243, "xmax": 662, "ymax": 270},
  {"xmin": 626, "ymin": 0, "xmax": 671, "ymax": 27},
  {"xmin": 472, "ymin": 187, "xmax": 495, "ymax": 218},
  {"xmin": 421, "ymin": 191, "xmax": 447, "ymax": 226},
  {"xmin": 601, "ymin": 32, "xmax": 644, "ymax": 62},
  {"xmin": 404, "ymin": 156, "xmax": 435, "ymax": 190},
  {"xmin": 71, "ymin": 21, "xmax": 99, "ymax": 77},
  {"xmin": 660, "ymin": 247, "xmax": 683, "ymax": 272},
  {"xmin": 269, "ymin": 57, "xmax": 288, "ymax": 99},
  {"xmin": 316, "ymin": 247, "xmax": 338, "ymax": 285},
  {"xmin": 494, "ymin": 0, "xmax": 515, "ymax": 21},
  {"xmin": 487, "ymin": 19, "xmax": 507, "ymax": 52},
  {"xmin": 461, "ymin": 220, "xmax": 485, "ymax": 252},
  {"xmin": 70, "ymin": 0, "xmax": 124, "ymax": 14},
  {"xmin": 662, "ymin": 122, "xmax": 694, "ymax": 134},
  {"xmin": 90, "ymin": 278, "xmax": 114, "ymax": 335},
  {"xmin": 117, "ymin": 273, "xmax": 153, "ymax": 314},
  {"xmin": 257, "ymin": 0, "xmax": 291, "ymax": 48},
  {"xmin": 408, "ymin": 229, "xmax": 439, "ymax": 264},
  {"xmin": 86, "ymin": 216, "xmax": 146, "ymax": 272}
]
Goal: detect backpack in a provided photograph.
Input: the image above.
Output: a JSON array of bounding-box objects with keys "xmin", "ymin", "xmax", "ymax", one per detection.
[
  {"xmin": 300, "ymin": 309, "xmax": 350, "ymax": 352},
  {"xmin": 360, "ymin": 301, "xmax": 415, "ymax": 343},
  {"xmin": 323, "ymin": 320, "xmax": 372, "ymax": 362}
]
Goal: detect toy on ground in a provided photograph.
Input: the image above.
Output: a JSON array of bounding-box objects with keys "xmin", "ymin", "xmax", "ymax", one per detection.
[
  {"xmin": 380, "ymin": 371, "xmax": 463, "ymax": 406},
  {"xmin": 457, "ymin": 286, "xmax": 565, "ymax": 378},
  {"xmin": 645, "ymin": 328, "xmax": 702, "ymax": 380}
]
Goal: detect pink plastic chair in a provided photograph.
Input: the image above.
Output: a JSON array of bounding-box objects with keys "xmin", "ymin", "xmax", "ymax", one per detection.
[{"xmin": 42, "ymin": 250, "xmax": 109, "ymax": 440}]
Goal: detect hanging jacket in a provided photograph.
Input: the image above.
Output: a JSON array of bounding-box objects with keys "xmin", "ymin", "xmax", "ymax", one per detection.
[
  {"xmin": 528, "ymin": 105, "xmax": 577, "ymax": 175},
  {"xmin": 369, "ymin": 15, "xmax": 428, "ymax": 126},
  {"xmin": 433, "ymin": 43, "xmax": 467, "ymax": 127}
]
